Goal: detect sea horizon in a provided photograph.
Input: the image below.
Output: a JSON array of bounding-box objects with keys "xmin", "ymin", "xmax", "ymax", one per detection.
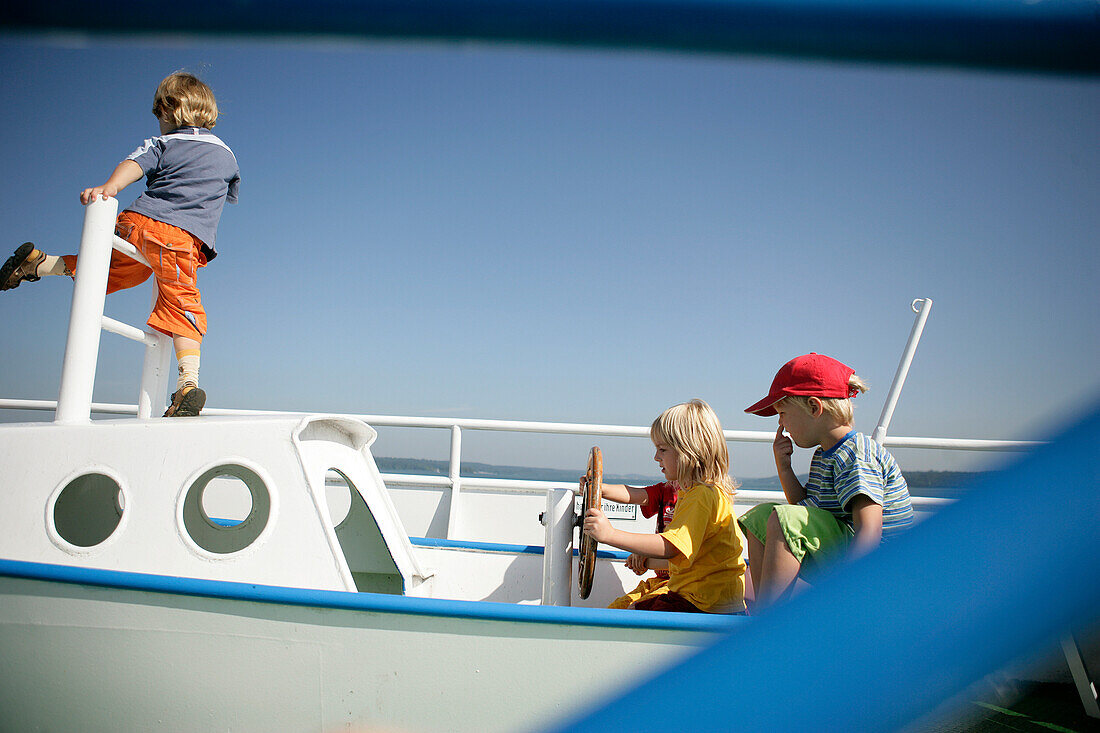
[{"xmin": 374, "ymin": 456, "xmax": 985, "ymax": 499}]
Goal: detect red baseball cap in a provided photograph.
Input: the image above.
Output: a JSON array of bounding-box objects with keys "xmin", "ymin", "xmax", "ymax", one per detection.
[{"xmin": 745, "ymin": 353, "xmax": 858, "ymax": 416}]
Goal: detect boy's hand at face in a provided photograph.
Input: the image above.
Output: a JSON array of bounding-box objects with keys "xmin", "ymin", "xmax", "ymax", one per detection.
[
  {"xmin": 583, "ymin": 507, "xmax": 614, "ymax": 543},
  {"xmin": 625, "ymin": 553, "xmax": 649, "ymax": 575},
  {"xmin": 772, "ymin": 426, "xmax": 793, "ymax": 467}
]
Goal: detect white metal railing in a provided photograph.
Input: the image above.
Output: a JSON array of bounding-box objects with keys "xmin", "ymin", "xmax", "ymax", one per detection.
[
  {"xmin": 873, "ymin": 298, "xmax": 933, "ymax": 444},
  {"xmin": 0, "ymin": 393, "xmax": 1039, "ymax": 602},
  {"xmin": 0, "ymin": 396, "xmax": 1044, "ymax": 456},
  {"xmin": 54, "ymin": 197, "xmax": 174, "ymax": 423},
  {"xmin": 0, "ymin": 396, "xmax": 1041, "ymax": 512}
]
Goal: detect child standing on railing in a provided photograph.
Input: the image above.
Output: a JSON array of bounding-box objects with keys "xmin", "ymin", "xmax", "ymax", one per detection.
[
  {"xmin": 583, "ymin": 399, "xmax": 746, "ymax": 613},
  {"xmin": 739, "ymin": 353, "xmax": 913, "ymax": 611},
  {"xmin": 1, "ymin": 71, "xmax": 240, "ymax": 417}
]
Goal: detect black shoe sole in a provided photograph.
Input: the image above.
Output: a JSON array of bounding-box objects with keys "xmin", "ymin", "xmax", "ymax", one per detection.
[
  {"xmin": 165, "ymin": 387, "xmax": 207, "ymax": 417},
  {"xmin": 0, "ymin": 242, "xmax": 36, "ymax": 291}
]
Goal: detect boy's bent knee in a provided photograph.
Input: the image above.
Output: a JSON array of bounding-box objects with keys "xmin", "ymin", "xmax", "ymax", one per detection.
[
  {"xmin": 765, "ymin": 510, "xmax": 796, "ymax": 552},
  {"xmin": 738, "ymin": 502, "xmax": 780, "ymax": 547}
]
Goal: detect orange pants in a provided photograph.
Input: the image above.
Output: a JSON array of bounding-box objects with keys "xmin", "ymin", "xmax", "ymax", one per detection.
[{"xmin": 63, "ymin": 211, "xmax": 208, "ymax": 342}]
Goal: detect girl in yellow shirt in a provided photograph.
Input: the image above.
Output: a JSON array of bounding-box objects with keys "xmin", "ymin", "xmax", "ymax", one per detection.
[{"xmin": 584, "ymin": 399, "xmax": 746, "ymax": 613}]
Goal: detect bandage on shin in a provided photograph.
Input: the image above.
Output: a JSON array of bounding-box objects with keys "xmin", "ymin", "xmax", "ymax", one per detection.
[{"xmin": 175, "ymin": 349, "xmax": 200, "ymax": 391}]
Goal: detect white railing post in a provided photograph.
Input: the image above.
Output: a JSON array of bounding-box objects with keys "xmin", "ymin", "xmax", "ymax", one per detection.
[
  {"xmin": 55, "ymin": 198, "xmax": 118, "ymax": 424},
  {"xmin": 873, "ymin": 298, "xmax": 933, "ymax": 444},
  {"xmin": 108, "ymin": 234, "xmax": 170, "ymax": 418},
  {"xmin": 444, "ymin": 424, "xmax": 463, "ymax": 539},
  {"xmin": 137, "ymin": 330, "xmax": 173, "ymax": 419},
  {"xmin": 541, "ymin": 487, "xmax": 576, "ymax": 606}
]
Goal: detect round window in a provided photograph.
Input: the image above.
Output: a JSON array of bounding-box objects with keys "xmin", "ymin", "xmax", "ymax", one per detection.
[
  {"xmin": 182, "ymin": 464, "xmax": 271, "ymax": 554},
  {"xmin": 53, "ymin": 473, "xmax": 124, "ymax": 548}
]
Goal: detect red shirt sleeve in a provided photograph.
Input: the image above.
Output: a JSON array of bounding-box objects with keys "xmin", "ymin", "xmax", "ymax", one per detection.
[{"xmin": 640, "ymin": 482, "xmax": 676, "ymax": 518}]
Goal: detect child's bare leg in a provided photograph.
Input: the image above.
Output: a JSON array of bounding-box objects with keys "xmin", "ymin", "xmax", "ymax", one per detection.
[
  {"xmin": 758, "ymin": 510, "xmax": 801, "ymax": 608},
  {"xmin": 744, "ymin": 528, "xmax": 765, "ymax": 605},
  {"xmin": 742, "ymin": 564, "xmax": 756, "ymax": 607},
  {"xmin": 1, "ymin": 244, "xmax": 70, "ymax": 291}
]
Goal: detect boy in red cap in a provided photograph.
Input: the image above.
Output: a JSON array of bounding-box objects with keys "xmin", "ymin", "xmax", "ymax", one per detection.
[{"xmin": 739, "ymin": 353, "xmax": 912, "ymax": 610}]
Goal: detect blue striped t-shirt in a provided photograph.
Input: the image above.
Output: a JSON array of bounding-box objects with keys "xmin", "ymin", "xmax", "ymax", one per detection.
[{"xmin": 801, "ymin": 431, "xmax": 913, "ymax": 539}]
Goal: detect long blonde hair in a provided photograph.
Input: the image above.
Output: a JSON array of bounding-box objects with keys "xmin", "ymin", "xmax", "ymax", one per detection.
[
  {"xmin": 153, "ymin": 72, "xmax": 219, "ymax": 130},
  {"xmin": 650, "ymin": 399, "xmax": 739, "ymax": 496}
]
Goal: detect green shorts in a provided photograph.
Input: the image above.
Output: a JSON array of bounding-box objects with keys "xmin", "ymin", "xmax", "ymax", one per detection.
[{"xmin": 738, "ymin": 503, "xmax": 854, "ymax": 578}]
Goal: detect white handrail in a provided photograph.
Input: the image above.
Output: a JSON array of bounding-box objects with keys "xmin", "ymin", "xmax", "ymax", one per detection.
[
  {"xmin": 873, "ymin": 298, "xmax": 933, "ymax": 444},
  {"xmin": 445, "ymin": 425, "xmax": 464, "ymax": 537},
  {"xmin": 101, "ymin": 315, "xmax": 154, "ymax": 344},
  {"xmin": 373, "ymin": 473, "xmax": 955, "ymax": 512},
  {"xmin": 110, "ymin": 233, "xmax": 150, "ymax": 267},
  {"xmin": 51, "ymin": 200, "xmax": 173, "ymax": 423},
  {"xmin": 0, "ymin": 397, "xmax": 1036, "ymax": 520},
  {"xmin": 0, "ymin": 399, "xmax": 1045, "ymax": 453},
  {"xmin": 55, "ymin": 198, "xmax": 119, "ymax": 424}
]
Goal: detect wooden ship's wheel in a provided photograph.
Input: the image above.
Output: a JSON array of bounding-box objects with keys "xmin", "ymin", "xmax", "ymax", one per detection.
[{"xmin": 577, "ymin": 446, "xmax": 602, "ymax": 600}]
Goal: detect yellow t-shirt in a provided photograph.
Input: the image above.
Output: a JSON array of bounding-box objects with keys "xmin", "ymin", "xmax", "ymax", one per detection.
[{"xmin": 661, "ymin": 483, "xmax": 746, "ymax": 613}]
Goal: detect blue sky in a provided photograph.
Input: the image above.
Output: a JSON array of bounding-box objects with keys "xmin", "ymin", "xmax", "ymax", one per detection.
[{"xmin": 1, "ymin": 33, "xmax": 1097, "ymax": 480}]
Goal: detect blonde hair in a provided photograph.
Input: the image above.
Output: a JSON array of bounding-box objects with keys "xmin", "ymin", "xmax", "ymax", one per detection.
[
  {"xmin": 153, "ymin": 72, "xmax": 219, "ymax": 130},
  {"xmin": 650, "ymin": 399, "xmax": 739, "ymax": 497},
  {"xmin": 782, "ymin": 374, "xmax": 868, "ymax": 425}
]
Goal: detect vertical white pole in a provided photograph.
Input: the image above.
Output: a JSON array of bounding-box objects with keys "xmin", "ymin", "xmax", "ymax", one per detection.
[
  {"xmin": 55, "ymin": 198, "xmax": 118, "ymax": 424},
  {"xmin": 137, "ymin": 331, "xmax": 172, "ymax": 419},
  {"xmin": 872, "ymin": 298, "xmax": 933, "ymax": 444},
  {"xmin": 444, "ymin": 425, "xmax": 463, "ymax": 539},
  {"xmin": 541, "ymin": 488, "xmax": 576, "ymax": 606},
  {"xmin": 137, "ymin": 281, "xmax": 172, "ymax": 419}
]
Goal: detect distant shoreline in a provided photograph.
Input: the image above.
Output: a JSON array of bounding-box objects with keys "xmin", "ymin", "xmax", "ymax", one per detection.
[{"xmin": 374, "ymin": 457, "xmax": 985, "ymax": 495}]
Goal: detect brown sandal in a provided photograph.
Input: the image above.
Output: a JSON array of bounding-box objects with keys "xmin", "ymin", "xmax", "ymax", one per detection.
[
  {"xmin": 1, "ymin": 242, "xmax": 45, "ymax": 291},
  {"xmin": 164, "ymin": 385, "xmax": 207, "ymax": 417}
]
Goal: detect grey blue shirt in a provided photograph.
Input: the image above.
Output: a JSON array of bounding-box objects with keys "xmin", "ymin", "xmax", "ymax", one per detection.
[
  {"xmin": 124, "ymin": 126, "xmax": 240, "ymax": 259},
  {"xmin": 801, "ymin": 431, "xmax": 914, "ymax": 539}
]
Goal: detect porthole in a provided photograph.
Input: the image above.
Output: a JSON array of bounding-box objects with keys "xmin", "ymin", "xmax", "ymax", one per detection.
[
  {"xmin": 52, "ymin": 473, "xmax": 124, "ymax": 548},
  {"xmin": 202, "ymin": 474, "xmax": 254, "ymax": 527},
  {"xmin": 182, "ymin": 464, "xmax": 270, "ymax": 554}
]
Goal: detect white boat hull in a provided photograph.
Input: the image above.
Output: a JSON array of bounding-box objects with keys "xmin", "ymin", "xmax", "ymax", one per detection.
[{"xmin": 0, "ymin": 562, "xmax": 737, "ymax": 733}]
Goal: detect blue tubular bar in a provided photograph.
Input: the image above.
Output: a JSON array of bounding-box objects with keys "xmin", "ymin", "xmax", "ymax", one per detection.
[
  {"xmin": 411, "ymin": 535, "xmax": 632, "ymax": 560},
  {"xmin": 2, "ymin": 0, "xmax": 1098, "ymax": 74},
  {"xmin": 545, "ymin": 401, "xmax": 1100, "ymax": 732},
  {"xmin": 0, "ymin": 556, "xmax": 741, "ymax": 632}
]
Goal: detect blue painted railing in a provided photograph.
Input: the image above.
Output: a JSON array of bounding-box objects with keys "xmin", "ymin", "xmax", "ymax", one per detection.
[
  {"xmin": 0, "ymin": 555, "xmax": 737, "ymax": 632},
  {"xmin": 3, "ymin": 0, "xmax": 1098, "ymax": 73}
]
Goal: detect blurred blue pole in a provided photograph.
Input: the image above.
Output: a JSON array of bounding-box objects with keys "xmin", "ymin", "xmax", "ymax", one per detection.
[{"xmin": 3, "ymin": 0, "xmax": 1098, "ymax": 74}]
